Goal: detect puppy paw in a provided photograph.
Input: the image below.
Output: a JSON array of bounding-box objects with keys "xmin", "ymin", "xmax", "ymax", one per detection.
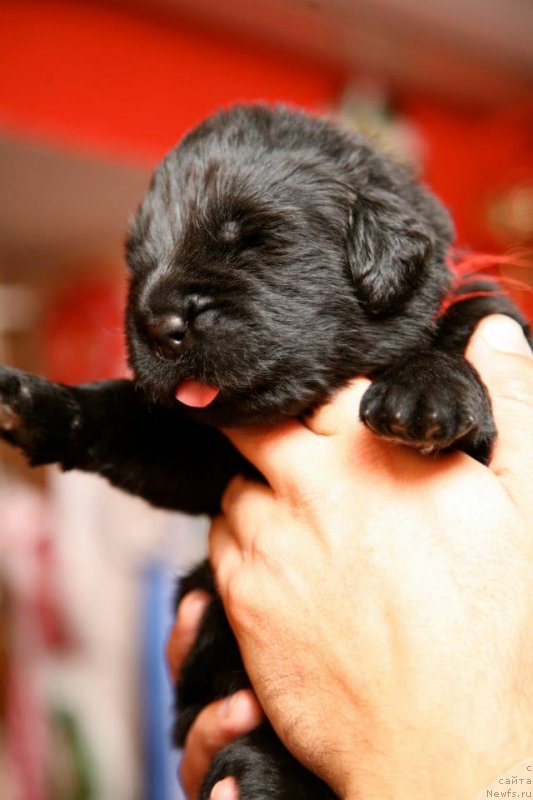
[
  {"xmin": 359, "ymin": 352, "xmax": 496, "ymax": 462},
  {"xmin": 0, "ymin": 366, "xmax": 81, "ymax": 465},
  {"xmin": 0, "ymin": 367, "xmax": 30, "ymax": 428},
  {"xmin": 199, "ymin": 728, "xmax": 334, "ymax": 800}
]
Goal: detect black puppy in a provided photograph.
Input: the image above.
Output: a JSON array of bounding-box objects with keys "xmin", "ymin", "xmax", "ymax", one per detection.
[{"xmin": 0, "ymin": 105, "xmax": 529, "ymax": 799}]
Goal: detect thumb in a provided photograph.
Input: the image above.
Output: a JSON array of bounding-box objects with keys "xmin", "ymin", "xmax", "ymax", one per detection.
[{"xmin": 465, "ymin": 314, "xmax": 533, "ymax": 502}]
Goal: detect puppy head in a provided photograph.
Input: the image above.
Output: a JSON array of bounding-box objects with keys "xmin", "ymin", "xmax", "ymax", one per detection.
[{"xmin": 125, "ymin": 105, "xmax": 453, "ymax": 426}]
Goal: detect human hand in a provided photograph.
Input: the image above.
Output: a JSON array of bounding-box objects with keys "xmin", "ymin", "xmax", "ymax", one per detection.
[
  {"xmin": 210, "ymin": 315, "xmax": 533, "ymax": 800},
  {"xmin": 166, "ymin": 591, "xmax": 262, "ymax": 800}
]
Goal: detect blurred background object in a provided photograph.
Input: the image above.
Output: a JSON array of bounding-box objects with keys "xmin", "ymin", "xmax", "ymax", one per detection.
[{"xmin": 0, "ymin": 1, "xmax": 531, "ymax": 798}]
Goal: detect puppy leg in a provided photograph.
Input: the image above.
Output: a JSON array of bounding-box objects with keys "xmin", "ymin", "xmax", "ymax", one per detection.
[
  {"xmin": 174, "ymin": 561, "xmax": 249, "ymax": 744},
  {"xmin": 360, "ymin": 285, "xmax": 531, "ymax": 463},
  {"xmin": 0, "ymin": 366, "xmax": 86, "ymax": 465},
  {"xmin": 176, "ymin": 562, "xmax": 335, "ymax": 800},
  {"xmin": 0, "ymin": 367, "xmax": 246, "ymax": 514}
]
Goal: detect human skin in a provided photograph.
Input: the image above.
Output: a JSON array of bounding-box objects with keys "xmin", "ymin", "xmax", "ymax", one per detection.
[{"xmin": 167, "ymin": 315, "xmax": 533, "ymax": 800}]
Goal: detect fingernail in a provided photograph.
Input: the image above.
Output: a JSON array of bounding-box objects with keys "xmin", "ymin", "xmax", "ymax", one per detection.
[
  {"xmin": 178, "ymin": 591, "xmax": 208, "ymax": 626},
  {"xmin": 220, "ymin": 690, "xmax": 260, "ymax": 724},
  {"xmin": 481, "ymin": 315, "xmax": 532, "ymax": 358},
  {"xmin": 220, "ymin": 691, "xmax": 242, "ymax": 719},
  {"xmin": 210, "ymin": 777, "xmax": 239, "ymax": 800}
]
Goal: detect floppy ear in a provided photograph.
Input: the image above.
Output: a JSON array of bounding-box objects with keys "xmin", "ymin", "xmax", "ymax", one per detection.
[{"xmin": 346, "ymin": 186, "xmax": 438, "ymax": 316}]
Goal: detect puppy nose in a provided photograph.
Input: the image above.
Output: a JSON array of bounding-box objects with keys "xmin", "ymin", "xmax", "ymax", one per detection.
[{"xmin": 147, "ymin": 314, "xmax": 188, "ymax": 357}]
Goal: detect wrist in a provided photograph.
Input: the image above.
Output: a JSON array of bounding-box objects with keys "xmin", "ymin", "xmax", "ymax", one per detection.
[
  {"xmin": 336, "ymin": 685, "xmax": 533, "ymax": 800},
  {"xmin": 340, "ymin": 744, "xmax": 532, "ymax": 800}
]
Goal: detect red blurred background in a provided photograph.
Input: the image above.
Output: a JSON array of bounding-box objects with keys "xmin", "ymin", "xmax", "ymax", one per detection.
[{"xmin": 1, "ymin": 0, "xmax": 531, "ymax": 388}]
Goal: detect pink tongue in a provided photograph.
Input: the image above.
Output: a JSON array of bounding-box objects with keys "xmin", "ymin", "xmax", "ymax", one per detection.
[{"xmin": 175, "ymin": 380, "xmax": 220, "ymax": 408}]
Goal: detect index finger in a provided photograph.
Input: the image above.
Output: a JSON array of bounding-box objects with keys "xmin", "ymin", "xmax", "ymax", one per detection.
[
  {"xmin": 222, "ymin": 380, "xmax": 371, "ymax": 491},
  {"xmin": 222, "ymin": 418, "xmax": 315, "ymax": 492}
]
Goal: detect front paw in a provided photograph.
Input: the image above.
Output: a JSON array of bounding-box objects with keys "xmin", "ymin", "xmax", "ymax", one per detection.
[
  {"xmin": 359, "ymin": 352, "xmax": 495, "ymax": 462},
  {"xmin": 0, "ymin": 366, "xmax": 81, "ymax": 465}
]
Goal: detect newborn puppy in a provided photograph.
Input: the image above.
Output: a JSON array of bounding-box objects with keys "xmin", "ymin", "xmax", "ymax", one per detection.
[{"xmin": 0, "ymin": 105, "xmax": 529, "ymax": 799}]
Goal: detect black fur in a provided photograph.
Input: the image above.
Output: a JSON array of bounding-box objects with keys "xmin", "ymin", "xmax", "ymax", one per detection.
[{"xmin": 0, "ymin": 105, "xmax": 530, "ymax": 799}]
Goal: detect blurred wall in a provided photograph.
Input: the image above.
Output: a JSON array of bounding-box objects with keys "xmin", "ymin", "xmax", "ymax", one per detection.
[{"xmin": 0, "ymin": 0, "xmax": 344, "ymax": 165}]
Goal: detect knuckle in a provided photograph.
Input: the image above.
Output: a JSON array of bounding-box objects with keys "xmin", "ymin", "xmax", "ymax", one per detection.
[
  {"xmin": 210, "ymin": 541, "xmax": 241, "ymax": 592},
  {"xmin": 280, "ymin": 478, "xmax": 319, "ymax": 518},
  {"xmin": 209, "ymin": 514, "xmax": 226, "ymax": 546},
  {"xmin": 209, "ymin": 519, "xmax": 233, "ymax": 572},
  {"xmin": 249, "ymin": 530, "xmax": 286, "ymax": 574},
  {"xmin": 224, "ymin": 571, "xmax": 246, "ymax": 609},
  {"xmin": 221, "ymin": 475, "xmax": 247, "ymax": 515},
  {"xmin": 224, "ymin": 574, "xmax": 262, "ymax": 632},
  {"xmin": 249, "ymin": 527, "xmax": 269, "ymax": 560}
]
